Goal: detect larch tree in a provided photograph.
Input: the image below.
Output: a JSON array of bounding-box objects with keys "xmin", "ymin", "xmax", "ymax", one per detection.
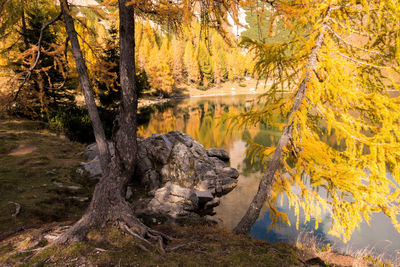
[
  {"xmin": 171, "ymin": 37, "xmax": 185, "ymax": 83},
  {"xmin": 147, "ymin": 44, "xmax": 175, "ymax": 96},
  {"xmin": 183, "ymin": 40, "xmax": 200, "ymax": 84},
  {"xmin": 232, "ymin": 0, "xmax": 400, "ymax": 242},
  {"xmin": 53, "ymin": 0, "xmax": 241, "ymax": 245},
  {"xmin": 0, "ymin": 0, "xmax": 74, "ymax": 118}
]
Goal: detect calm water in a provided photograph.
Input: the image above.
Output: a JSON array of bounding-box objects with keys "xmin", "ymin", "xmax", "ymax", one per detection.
[{"xmin": 137, "ymin": 95, "xmax": 400, "ymax": 260}]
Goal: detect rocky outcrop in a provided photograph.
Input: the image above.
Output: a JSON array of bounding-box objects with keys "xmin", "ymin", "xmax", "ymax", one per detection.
[
  {"xmin": 80, "ymin": 131, "xmax": 239, "ymax": 220},
  {"xmin": 136, "ymin": 131, "xmax": 239, "ymax": 195}
]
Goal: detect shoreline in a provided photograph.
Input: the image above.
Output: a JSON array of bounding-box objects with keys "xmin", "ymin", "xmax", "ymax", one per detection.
[{"xmin": 138, "ymin": 91, "xmax": 262, "ymax": 108}]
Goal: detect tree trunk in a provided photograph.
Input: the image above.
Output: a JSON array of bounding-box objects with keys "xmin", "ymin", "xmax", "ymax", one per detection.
[
  {"xmin": 113, "ymin": 0, "xmax": 138, "ymax": 178},
  {"xmin": 233, "ymin": 7, "xmax": 333, "ymax": 235},
  {"xmin": 56, "ymin": 0, "xmax": 168, "ymax": 245},
  {"xmin": 21, "ymin": 7, "xmax": 29, "ymax": 50},
  {"xmin": 60, "ymin": 0, "xmax": 111, "ymax": 175}
]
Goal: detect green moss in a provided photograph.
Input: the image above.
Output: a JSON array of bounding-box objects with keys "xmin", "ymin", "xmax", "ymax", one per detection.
[{"xmin": 27, "ymin": 245, "xmax": 59, "ymax": 266}]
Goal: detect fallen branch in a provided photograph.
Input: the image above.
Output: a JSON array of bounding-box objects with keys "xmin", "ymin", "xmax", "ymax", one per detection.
[
  {"xmin": 166, "ymin": 241, "xmax": 199, "ymax": 252},
  {"xmin": 8, "ymin": 201, "xmax": 21, "ymax": 217},
  {"xmin": 13, "ymin": 12, "xmax": 62, "ymax": 101}
]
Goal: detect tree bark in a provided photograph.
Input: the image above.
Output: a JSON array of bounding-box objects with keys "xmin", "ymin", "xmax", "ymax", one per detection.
[
  {"xmin": 233, "ymin": 7, "xmax": 333, "ymax": 235},
  {"xmin": 56, "ymin": 0, "xmax": 168, "ymax": 245},
  {"xmin": 21, "ymin": 6, "xmax": 28, "ymax": 50},
  {"xmin": 114, "ymin": 0, "xmax": 138, "ymax": 178},
  {"xmin": 60, "ymin": 0, "xmax": 111, "ymax": 175}
]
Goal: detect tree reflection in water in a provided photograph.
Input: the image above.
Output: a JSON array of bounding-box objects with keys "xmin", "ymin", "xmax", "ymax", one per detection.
[{"xmin": 137, "ymin": 95, "xmax": 400, "ymax": 261}]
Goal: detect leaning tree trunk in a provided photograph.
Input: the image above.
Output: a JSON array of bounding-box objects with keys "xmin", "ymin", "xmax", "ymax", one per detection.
[
  {"xmin": 57, "ymin": 0, "xmax": 169, "ymax": 244},
  {"xmin": 233, "ymin": 7, "xmax": 333, "ymax": 235},
  {"xmin": 60, "ymin": 0, "xmax": 111, "ymax": 175}
]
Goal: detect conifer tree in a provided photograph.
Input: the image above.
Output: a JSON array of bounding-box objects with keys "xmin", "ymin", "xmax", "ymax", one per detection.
[
  {"xmin": 147, "ymin": 45, "xmax": 174, "ymax": 96},
  {"xmin": 232, "ymin": 1, "xmax": 400, "ymax": 243},
  {"xmin": 183, "ymin": 41, "xmax": 200, "ymax": 83},
  {"xmin": 171, "ymin": 37, "xmax": 185, "ymax": 83},
  {"xmin": 211, "ymin": 34, "xmax": 228, "ymax": 84},
  {"xmin": 198, "ymin": 41, "xmax": 213, "ymax": 86},
  {"xmin": 5, "ymin": 3, "xmax": 72, "ymax": 118}
]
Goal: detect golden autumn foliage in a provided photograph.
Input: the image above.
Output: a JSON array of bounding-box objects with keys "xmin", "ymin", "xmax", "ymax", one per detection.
[
  {"xmin": 229, "ymin": 0, "xmax": 400, "ymax": 242},
  {"xmin": 0, "ymin": 0, "xmax": 253, "ymax": 108},
  {"xmin": 134, "ymin": 18, "xmax": 253, "ymax": 90}
]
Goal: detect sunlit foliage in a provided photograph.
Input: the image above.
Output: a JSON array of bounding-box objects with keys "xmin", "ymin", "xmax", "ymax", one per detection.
[{"xmin": 229, "ymin": 0, "xmax": 400, "ymax": 242}]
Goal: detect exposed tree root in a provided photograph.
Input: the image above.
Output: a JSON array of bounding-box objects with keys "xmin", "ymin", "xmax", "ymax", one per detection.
[{"xmin": 120, "ymin": 222, "xmax": 152, "ymax": 246}]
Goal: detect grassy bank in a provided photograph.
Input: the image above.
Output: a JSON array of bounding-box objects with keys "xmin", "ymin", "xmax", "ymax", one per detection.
[
  {"xmin": 0, "ymin": 120, "xmax": 388, "ymax": 266},
  {"xmin": 0, "ymin": 120, "xmax": 94, "ymax": 238}
]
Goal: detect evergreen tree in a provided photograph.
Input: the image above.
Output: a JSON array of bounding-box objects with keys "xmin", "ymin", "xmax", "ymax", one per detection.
[
  {"xmin": 171, "ymin": 37, "xmax": 185, "ymax": 83},
  {"xmin": 211, "ymin": 34, "xmax": 228, "ymax": 84},
  {"xmin": 94, "ymin": 27, "xmax": 149, "ymax": 110},
  {"xmin": 198, "ymin": 41, "xmax": 213, "ymax": 86},
  {"xmin": 9, "ymin": 5, "xmax": 73, "ymax": 118},
  {"xmin": 147, "ymin": 46, "xmax": 174, "ymax": 96},
  {"xmin": 183, "ymin": 41, "xmax": 200, "ymax": 83}
]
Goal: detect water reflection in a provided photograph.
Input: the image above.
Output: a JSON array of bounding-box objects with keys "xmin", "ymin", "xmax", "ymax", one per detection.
[{"xmin": 138, "ymin": 95, "xmax": 400, "ymax": 261}]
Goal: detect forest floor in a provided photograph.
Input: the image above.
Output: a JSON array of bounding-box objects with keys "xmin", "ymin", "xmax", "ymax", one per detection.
[{"xmin": 0, "ymin": 120, "xmax": 386, "ymax": 266}]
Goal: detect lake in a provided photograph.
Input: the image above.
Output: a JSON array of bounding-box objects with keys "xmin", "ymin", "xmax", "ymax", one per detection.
[{"xmin": 137, "ymin": 94, "xmax": 400, "ymax": 261}]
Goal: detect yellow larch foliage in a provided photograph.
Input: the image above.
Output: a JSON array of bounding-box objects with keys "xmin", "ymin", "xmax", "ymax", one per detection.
[{"xmin": 229, "ymin": 0, "xmax": 400, "ymax": 242}]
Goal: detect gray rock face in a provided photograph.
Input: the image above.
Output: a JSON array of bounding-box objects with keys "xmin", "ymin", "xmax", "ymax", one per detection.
[
  {"xmin": 81, "ymin": 156, "xmax": 102, "ymax": 177},
  {"xmin": 84, "ymin": 142, "xmax": 115, "ymax": 161},
  {"xmin": 81, "ymin": 131, "xmax": 239, "ymax": 219},
  {"xmin": 136, "ymin": 131, "xmax": 238, "ymax": 196},
  {"xmin": 206, "ymin": 148, "xmax": 230, "ymax": 161}
]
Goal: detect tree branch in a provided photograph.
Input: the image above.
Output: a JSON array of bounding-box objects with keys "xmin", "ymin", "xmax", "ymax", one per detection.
[
  {"xmin": 326, "ymin": 23, "xmax": 384, "ymax": 55},
  {"xmin": 44, "ymin": 37, "xmax": 70, "ymax": 91},
  {"xmin": 337, "ymin": 52, "xmax": 393, "ymax": 69},
  {"xmin": 328, "ymin": 18, "xmax": 373, "ymax": 37},
  {"xmin": 13, "ymin": 12, "xmax": 62, "ymax": 101}
]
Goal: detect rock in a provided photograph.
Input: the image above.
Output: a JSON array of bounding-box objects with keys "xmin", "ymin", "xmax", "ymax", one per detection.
[
  {"xmin": 204, "ymin": 197, "xmax": 220, "ymax": 209},
  {"xmin": 84, "ymin": 142, "xmax": 114, "ymax": 161},
  {"xmin": 194, "ymin": 190, "xmax": 213, "ymax": 204},
  {"xmin": 126, "ymin": 186, "xmax": 133, "ymax": 200},
  {"xmin": 147, "ymin": 182, "xmax": 199, "ymax": 218},
  {"xmin": 81, "ymin": 156, "xmax": 102, "ymax": 177},
  {"xmin": 218, "ymin": 167, "xmax": 240, "ymax": 179},
  {"xmin": 53, "ymin": 181, "xmax": 63, "ymax": 187},
  {"xmin": 80, "ymin": 131, "xmax": 239, "ymax": 220},
  {"xmin": 206, "ymin": 148, "xmax": 230, "ymax": 161},
  {"xmin": 67, "ymin": 185, "xmax": 81, "ymax": 190},
  {"xmin": 69, "ymin": 196, "xmax": 89, "ymax": 202},
  {"xmin": 76, "ymin": 168, "xmax": 84, "ymax": 176}
]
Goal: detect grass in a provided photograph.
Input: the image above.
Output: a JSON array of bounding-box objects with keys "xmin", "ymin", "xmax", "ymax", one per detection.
[
  {"xmin": 1, "ymin": 224, "xmax": 304, "ymax": 266},
  {"xmin": 0, "ymin": 120, "xmax": 95, "ymax": 238},
  {"xmin": 0, "ymin": 119, "xmax": 392, "ymax": 267}
]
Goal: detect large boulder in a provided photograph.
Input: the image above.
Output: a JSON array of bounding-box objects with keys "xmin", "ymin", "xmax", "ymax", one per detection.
[
  {"xmin": 137, "ymin": 131, "xmax": 238, "ymax": 196},
  {"xmin": 80, "ymin": 131, "xmax": 239, "ymax": 220}
]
